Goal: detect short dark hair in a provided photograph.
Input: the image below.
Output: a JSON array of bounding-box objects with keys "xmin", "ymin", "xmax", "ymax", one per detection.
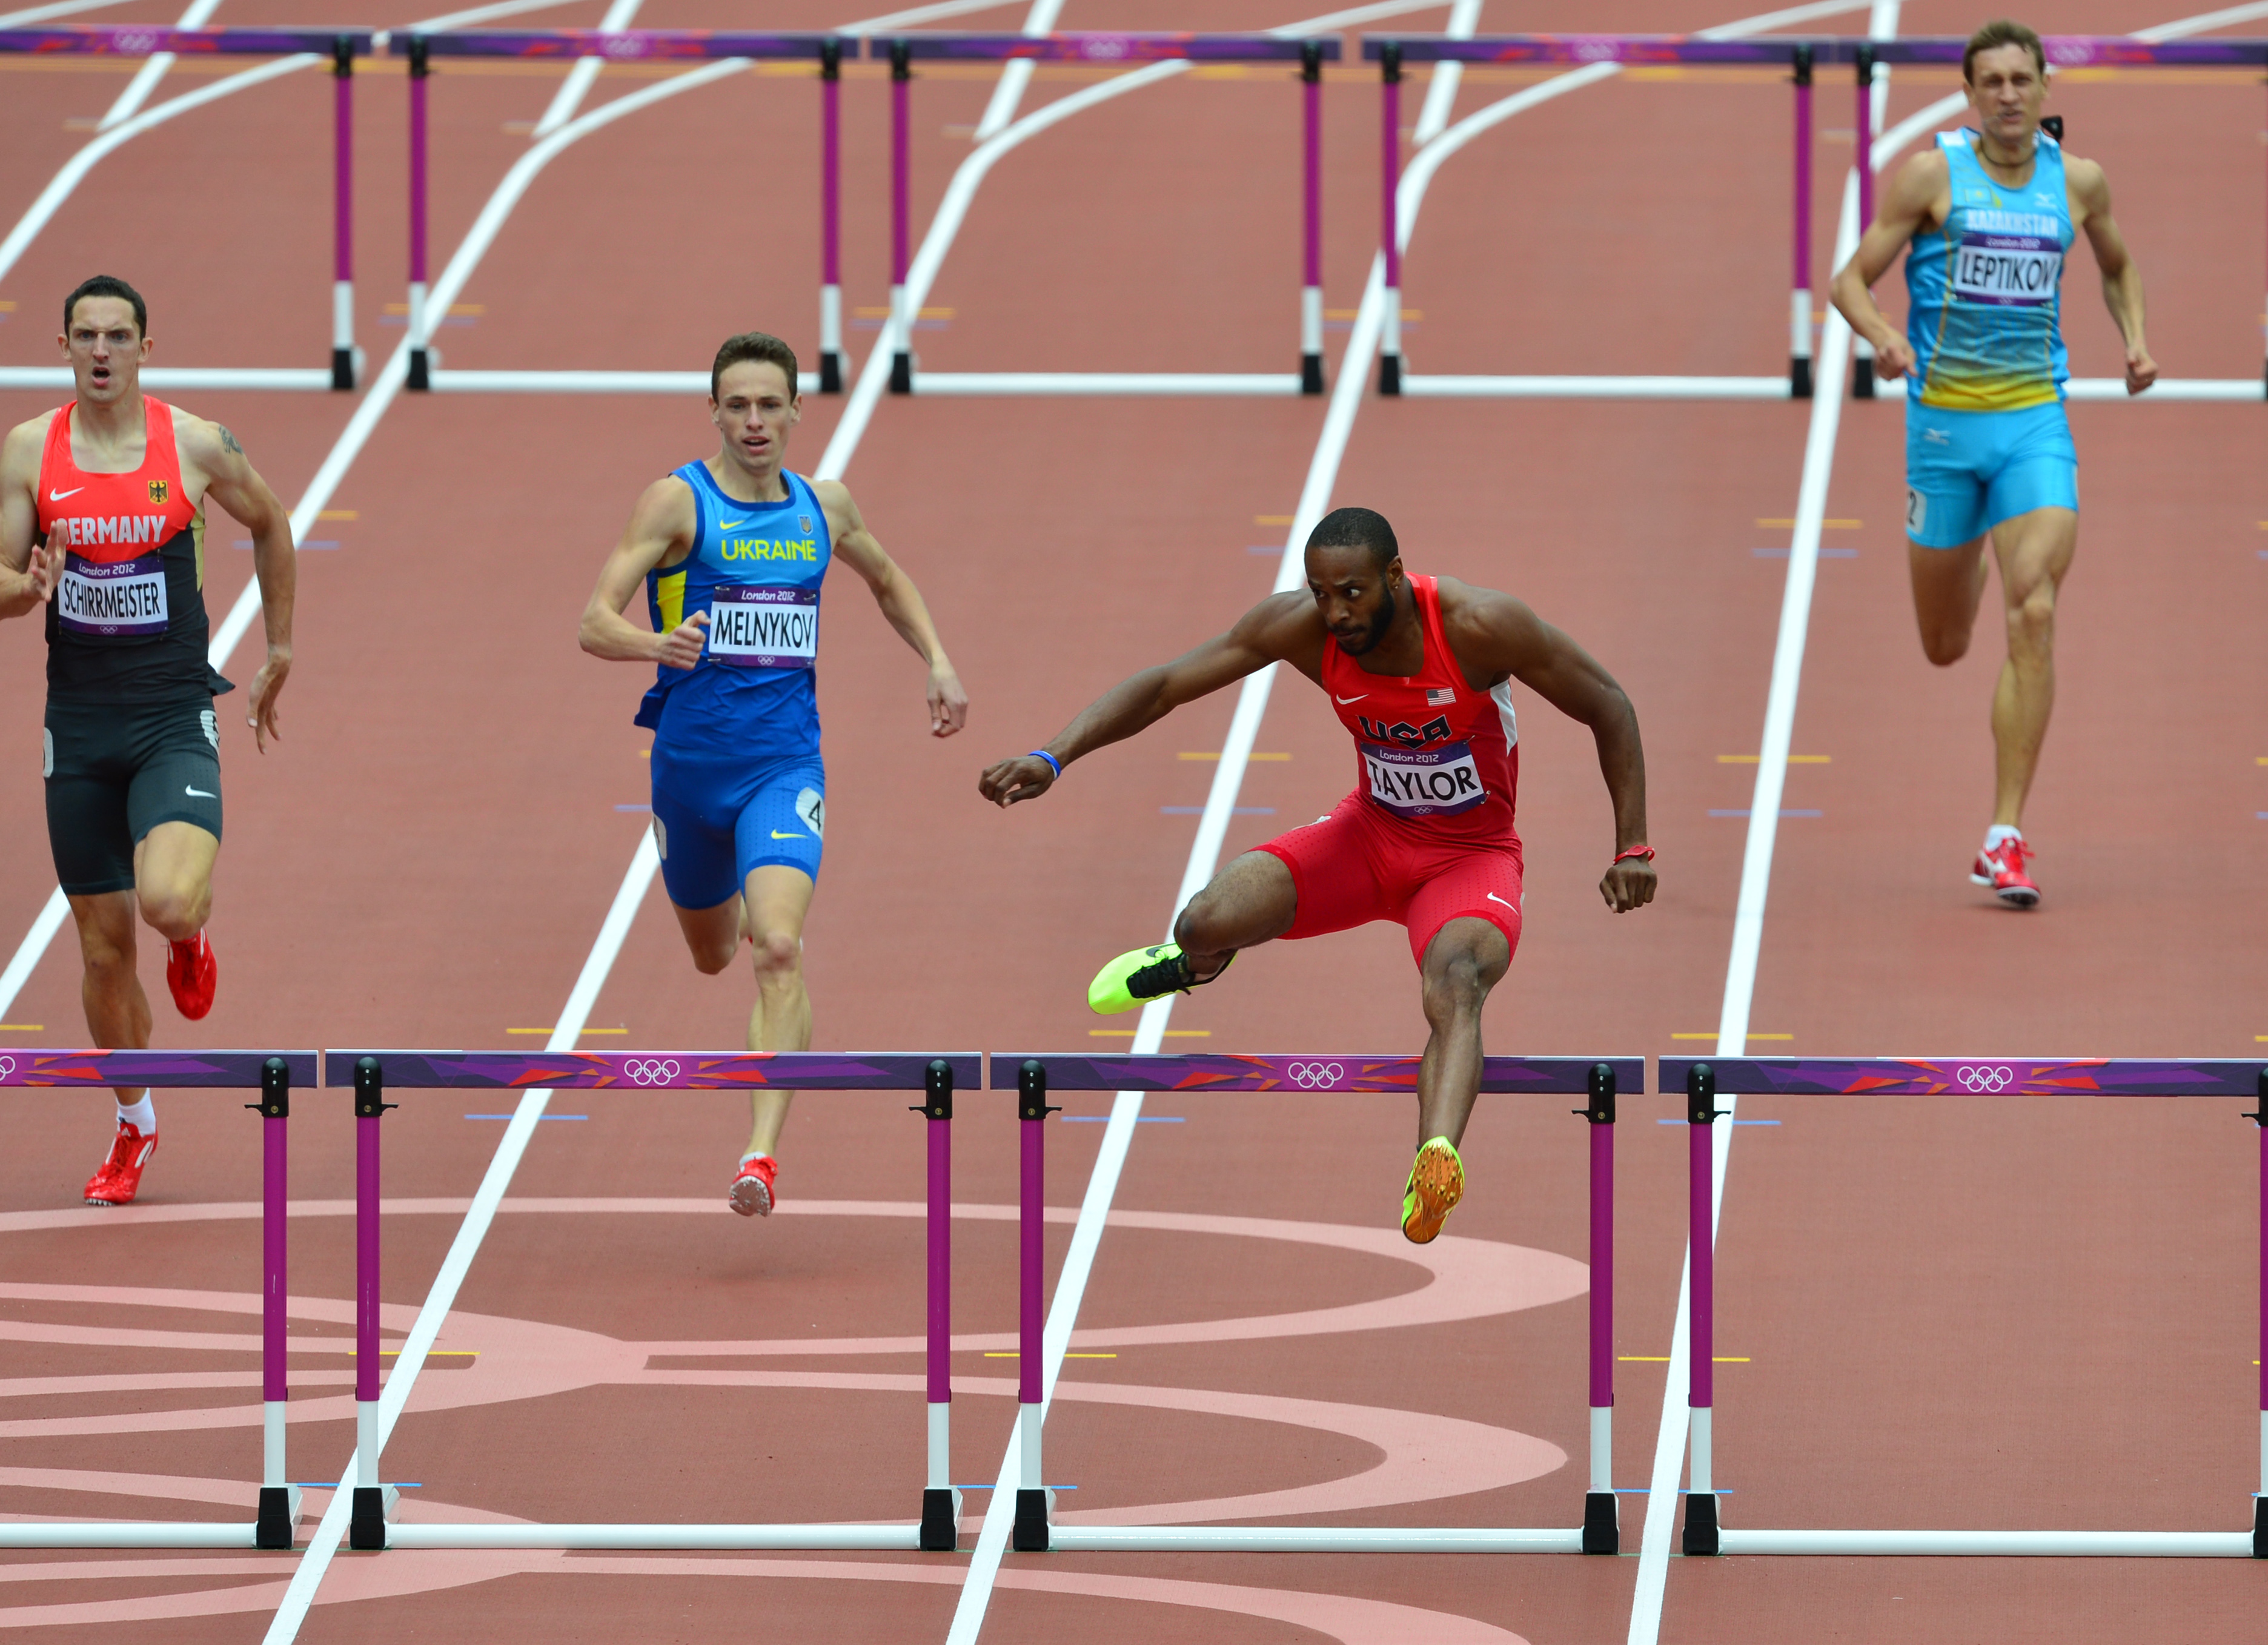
[
  {"xmin": 1306, "ymin": 506, "xmax": 1399, "ymax": 571},
  {"xmin": 1963, "ymin": 19, "xmax": 2045, "ymax": 82},
  {"xmin": 711, "ymin": 331, "xmax": 798, "ymax": 400},
  {"xmin": 64, "ymin": 274, "xmax": 146, "ymax": 339}
]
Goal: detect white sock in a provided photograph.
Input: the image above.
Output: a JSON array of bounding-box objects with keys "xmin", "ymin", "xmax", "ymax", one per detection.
[
  {"xmin": 740, "ymin": 1151, "xmax": 774, "ymax": 1170},
  {"xmin": 116, "ymin": 1093, "xmax": 156, "ymax": 1132},
  {"xmin": 1983, "ymin": 824, "xmax": 2023, "ymax": 852}
]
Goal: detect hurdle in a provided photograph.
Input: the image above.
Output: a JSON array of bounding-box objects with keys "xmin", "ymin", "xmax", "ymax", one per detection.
[
  {"xmin": 329, "ymin": 1048, "xmax": 975, "ymax": 1551},
  {"xmin": 869, "ymin": 31, "xmax": 1339, "ymax": 398},
  {"xmin": 390, "ymin": 29, "xmax": 849, "ymax": 396},
  {"xmin": 0, "ymin": 1049, "xmax": 319, "ymax": 1549},
  {"xmin": 1362, "ymin": 33, "xmax": 2268, "ymax": 403},
  {"xmin": 993, "ymin": 1052, "xmax": 1637, "ymax": 1554},
  {"xmin": 1665, "ymin": 1056, "xmax": 2267, "ymax": 1559},
  {"xmin": 0, "ymin": 24, "xmax": 374, "ymax": 393}
]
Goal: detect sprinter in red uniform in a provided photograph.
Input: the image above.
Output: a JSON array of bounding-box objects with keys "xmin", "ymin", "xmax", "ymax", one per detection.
[
  {"xmin": 979, "ymin": 507, "xmax": 1653, "ymax": 1242},
  {"xmin": 0, "ymin": 276, "xmax": 297, "ymax": 1206}
]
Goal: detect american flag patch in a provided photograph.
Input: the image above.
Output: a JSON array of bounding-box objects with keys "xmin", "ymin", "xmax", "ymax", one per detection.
[{"xmin": 1426, "ymin": 686, "xmax": 1457, "ymax": 707}]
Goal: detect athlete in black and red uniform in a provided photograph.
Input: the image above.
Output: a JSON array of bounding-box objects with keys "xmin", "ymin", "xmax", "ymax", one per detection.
[
  {"xmin": 978, "ymin": 506, "xmax": 1653, "ymax": 1242},
  {"xmin": 0, "ymin": 276, "xmax": 297, "ymax": 1206}
]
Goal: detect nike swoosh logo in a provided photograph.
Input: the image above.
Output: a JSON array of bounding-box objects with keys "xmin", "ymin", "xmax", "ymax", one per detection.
[
  {"xmin": 1485, "ymin": 892, "xmax": 1516, "ymax": 911},
  {"xmin": 185, "ymin": 786, "xmax": 216, "ymax": 798},
  {"xmin": 769, "ymin": 830, "xmax": 806, "ymax": 840},
  {"xmin": 48, "ymin": 487, "xmax": 83, "ymax": 501},
  {"xmin": 1335, "ymin": 693, "xmax": 1367, "ymax": 704},
  {"xmin": 720, "ymin": 518, "xmax": 748, "ymax": 529}
]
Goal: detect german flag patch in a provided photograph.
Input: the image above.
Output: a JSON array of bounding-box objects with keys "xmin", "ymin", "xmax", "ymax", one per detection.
[{"xmin": 147, "ymin": 478, "xmax": 168, "ymax": 505}]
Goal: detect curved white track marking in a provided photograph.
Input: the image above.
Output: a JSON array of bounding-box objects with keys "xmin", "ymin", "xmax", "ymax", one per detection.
[
  {"xmin": 0, "ymin": 0, "xmax": 135, "ymax": 26},
  {"xmin": 531, "ymin": 0, "xmax": 640, "ymax": 139},
  {"xmin": 96, "ymin": 0, "xmax": 220, "ymax": 133},
  {"xmin": 970, "ymin": 0, "xmax": 1061, "ymax": 142}
]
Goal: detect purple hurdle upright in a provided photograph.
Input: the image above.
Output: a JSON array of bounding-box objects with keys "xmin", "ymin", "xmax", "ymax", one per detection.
[
  {"xmin": 1580, "ymin": 1061, "xmax": 1619, "ymax": 1553},
  {"xmin": 1012, "ymin": 1059, "xmax": 1053, "ymax": 1550},
  {"xmin": 350, "ymin": 1056, "xmax": 391, "ymax": 1549},
  {"xmin": 2255, "ymin": 1069, "xmax": 2268, "ymax": 1557},
  {"xmin": 1301, "ymin": 39, "xmax": 1325, "ymax": 394},
  {"xmin": 405, "ymin": 36, "xmax": 432, "ymax": 391},
  {"xmin": 1377, "ymin": 41, "xmax": 1403, "ymax": 395},
  {"xmin": 331, "ymin": 36, "xmax": 359, "ymax": 389},
  {"xmin": 1851, "ymin": 42, "xmax": 1877, "ymax": 400},
  {"xmin": 1789, "ymin": 44, "xmax": 1814, "ymax": 399},
  {"xmin": 1680, "ymin": 1062, "xmax": 1723, "ymax": 1554},
  {"xmin": 255, "ymin": 1058, "xmax": 294, "ymax": 1549},
  {"xmin": 918, "ymin": 1059, "xmax": 959, "ymax": 1550},
  {"xmin": 820, "ymin": 37, "xmax": 845, "ymax": 393},
  {"xmin": 889, "ymin": 39, "xmax": 913, "ymax": 394}
]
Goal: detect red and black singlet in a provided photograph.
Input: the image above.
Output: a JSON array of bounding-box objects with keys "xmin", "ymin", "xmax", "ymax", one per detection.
[
  {"xmin": 35, "ymin": 397, "xmax": 226, "ymax": 703},
  {"xmin": 1318, "ymin": 574, "xmax": 1520, "ymax": 843}
]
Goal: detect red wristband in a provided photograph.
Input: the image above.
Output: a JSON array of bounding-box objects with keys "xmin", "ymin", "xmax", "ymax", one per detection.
[{"xmin": 1611, "ymin": 846, "xmax": 1655, "ymax": 866}]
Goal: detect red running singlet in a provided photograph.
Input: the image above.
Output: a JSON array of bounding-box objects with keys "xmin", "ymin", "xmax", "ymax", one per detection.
[{"xmin": 1319, "ymin": 574, "xmax": 1519, "ymax": 843}]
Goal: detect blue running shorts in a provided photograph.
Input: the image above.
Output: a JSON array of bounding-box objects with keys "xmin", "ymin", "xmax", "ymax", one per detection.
[
  {"xmin": 648, "ymin": 747, "xmax": 826, "ymax": 910},
  {"xmin": 1903, "ymin": 399, "xmax": 2078, "ymax": 549}
]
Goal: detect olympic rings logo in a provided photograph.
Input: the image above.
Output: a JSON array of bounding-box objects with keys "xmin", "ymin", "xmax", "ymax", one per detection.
[
  {"xmin": 0, "ymin": 1056, "xmax": 13, "ymax": 1082},
  {"xmin": 1080, "ymin": 36, "xmax": 1130, "ymax": 59},
  {"xmin": 1285, "ymin": 1062, "xmax": 1345, "ymax": 1089},
  {"xmin": 620, "ymin": 1058, "xmax": 683, "ymax": 1087},
  {"xmin": 1956, "ymin": 1065, "xmax": 2015, "ymax": 1093},
  {"xmin": 116, "ymin": 30, "xmax": 160, "ymax": 52}
]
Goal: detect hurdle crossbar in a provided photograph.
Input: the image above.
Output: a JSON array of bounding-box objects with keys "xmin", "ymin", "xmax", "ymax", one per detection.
[
  {"xmin": 0, "ymin": 1050, "xmax": 319, "ymax": 1550},
  {"xmin": 1364, "ymin": 34, "xmax": 2268, "ymax": 403},
  {"xmin": 1662, "ymin": 1057, "xmax": 2268, "ymax": 1560},
  {"xmin": 328, "ymin": 1049, "xmax": 975, "ymax": 1552},
  {"xmin": 393, "ymin": 30, "xmax": 848, "ymax": 394},
  {"xmin": 0, "ymin": 26, "xmax": 373, "ymax": 388},
  {"xmin": 990, "ymin": 1053, "xmax": 1639, "ymax": 1555},
  {"xmin": 872, "ymin": 31, "xmax": 1339, "ymax": 397}
]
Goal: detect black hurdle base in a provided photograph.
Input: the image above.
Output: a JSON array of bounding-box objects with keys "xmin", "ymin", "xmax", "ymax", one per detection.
[
  {"xmin": 820, "ymin": 351, "xmax": 843, "ymax": 394},
  {"xmin": 350, "ymin": 1486, "xmax": 388, "ymax": 1550},
  {"xmin": 1301, "ymin": 352, "xmax": 1324, "ymax": 395},
  {"xmin": 920, "ymin": 1487, "xmax": 958, "ymax": 1552},
  {"xmin": 331, "ymin": 346, "xmax": 356, "ymax": 391},
  {"xmin": 1789, "ymin": 355, "xmax": 1813, "ymax": 400},
  {"xmin": 1680, "ymin": 1491, "xmax": 1720, "ymax": 1555},
  {"xmin": 1011, "ymin": 1487, "xmax": 1050, "ymax": 1552},
  {"xmin": 1852, "ymin": 354, "xmax": 1874, "ymax": 399},
  {"xmin": 1378, "ymin": 352, "xmax": 1402, "ymax": 396},
  {"xmin": 2253, "ymin": 1494, "xmax": 2266, "ymax": 1558},
  {"xmin": 889, "ymin": 351, "xmax": 913, "ymax": 394},
  {"xmin": 1583, "ymin": 1489, "xmax": 1619, "ymax": 1554},
  {"xmin": 256, "ymin": 1486, "xmax": 296, "ymax": 1550},
  {"xmin": 406, "ymin": 347, "xmax": 432, "ymax": 392}
]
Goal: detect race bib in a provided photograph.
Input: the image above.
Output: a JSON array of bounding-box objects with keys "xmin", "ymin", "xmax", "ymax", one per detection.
[
  {"xmin": 1361, "ymin": 741, "xmax": 1487, "ymax": 818},
  {"xmin": 56, "ymin": 550, "xmax": 168, "ymax": 637},
  {"xmin": 1950, "ymin": 211, "xmax": 2061, "ymax": 308},
  {"xmin": 708, "ymin": 586, "xmax": 817, "ymax": 669}
]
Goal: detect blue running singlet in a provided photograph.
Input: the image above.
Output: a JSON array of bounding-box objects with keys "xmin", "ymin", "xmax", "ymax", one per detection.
[
  {"xmin": 1903, "ymin": 129, "xmax": 2072, "ymax": 411},
  {"xmin": 634, "ymin": 462, "xmax": 832, "ymax": 758}
]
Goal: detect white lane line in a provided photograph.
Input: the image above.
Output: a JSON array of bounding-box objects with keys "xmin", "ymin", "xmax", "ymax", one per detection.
[
  {"xmin": 1410, "ymin": 0, "xmax": 1479, "ymax": 145},
  {"xmin": 531, "ymin": 0, "xmax": 640, "ymax": 139},
  {"xmin": 846, "ymin": 0, "xmax": 1030, "ymax": 33},
  {"xmin": 96, "ymin": 0, "xmax": 220, "ymax": 132},
  {"xmin": 970, "ymin": 0, "xmax": 1062, "ymax": 143},
  {"xmin": 0, "ymin": 0, "xmax": 138, "ymax": 25}
]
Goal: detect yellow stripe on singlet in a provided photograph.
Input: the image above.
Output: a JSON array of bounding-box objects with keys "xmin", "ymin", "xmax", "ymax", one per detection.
[{"xmin": 657, "ymin": 569, "xmax": 686, "ymax": 633}]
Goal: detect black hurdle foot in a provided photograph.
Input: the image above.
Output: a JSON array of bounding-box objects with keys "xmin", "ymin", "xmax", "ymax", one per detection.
[
  {"xmin": 349, "ymin": 1486, "xmax": 388, "ymax": 1550},
  {"xmin": 920, "ymin": 1487, "xmax": 958, "ymax": 1551},
  {"xmin": 889, "ymin": 351, "xmax": 913, "ymax": 394},
  {"xmin": 1582, "ymin": 1489, "xmax": 1619, "ymax": 1554},
  {"xmin": 1301, "ymin": 352, "xmax": 1324, "ymax": 395},
  {"xmin": 1378, "ymin": 352, "xmax": 1402, "ymax": 396},
  {"xmin": 2252, "ymin": 1494, "xmax": 2266, "ymax": 1558},
  {"xmin": 1680, "ymin": 1491, "xmax": 1720, "ymax": 1555},
  {"xmin": 1010, "ymin": 1487, "xmax": 1049, "ymax": 1552},
  {"xmin": 1852, "ymin": 355, "xmax": 1874, "ymax": 399},
  {"xmin": 1789, "ymin": 356, "xmax": 1814, "ymax": 400},
  {"xmin": 256, "ymin": 1486, "xmax": 295, "ymax": 1550},
  {"xmin": 820, "ymin": 351, "xmax": 843, "ymax": 394}
]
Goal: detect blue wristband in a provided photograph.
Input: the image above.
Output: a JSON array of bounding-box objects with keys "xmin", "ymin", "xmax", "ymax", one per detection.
[{"xmin": 1029, "ymin": 749, "xmax": 1062, "ymax": 779}]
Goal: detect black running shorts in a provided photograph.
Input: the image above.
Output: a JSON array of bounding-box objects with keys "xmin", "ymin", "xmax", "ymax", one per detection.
[{"xmin": 43, "ymin": 696, "xmax": 224, "ymax": 896}]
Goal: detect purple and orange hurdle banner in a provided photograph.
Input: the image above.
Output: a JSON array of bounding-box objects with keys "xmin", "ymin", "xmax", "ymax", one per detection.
[
  {"xmin": 328, "ymin": 1049, "xmax": 975, "ymax": 1552},
  {"xmin": 0, "ymin": 27, "xmax": 376, "ymax": 390},
  {"xmin": 992, "ymin": 1052, "xmax": 1639, "ymax": 1555},
  {"xmin": 0, "ymin": 1050, "xmax": 318, "ymax": 1551},
  {"xmin": 1665, "ymin": 1057, "xmax": 2268, "ymax": 1559},
  {"xmin": 1362, "ymin": 33, "xmax": 2268, "ymax": 403},
  {"xmin": 869, "ymin": 31, "xmax": 1341, "ymax": 397},
  {"xmin": 388, "ymin": 30, "xmax": 849, "ymax": 394}
]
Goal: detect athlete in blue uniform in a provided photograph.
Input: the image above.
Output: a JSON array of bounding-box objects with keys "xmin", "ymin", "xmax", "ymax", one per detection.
[
  {"xmin": 1830, "ymin": 19, "xmax": 2154, "ymax": 908},
  {"xmin": 580, "ymin": 332, "xmax": 967, "ymax": 1214}
]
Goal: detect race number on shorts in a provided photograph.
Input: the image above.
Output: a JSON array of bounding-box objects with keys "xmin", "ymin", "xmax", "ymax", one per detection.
[
  {"xmin": 708, "ymin": 587, "xmax": 818, "ymax": 669},
  {"xmin": 1905, "ymin": 488, "xmax": 1928, "ymax": 535},
  {"xmin": 1361, "ymin": 740, "xmax": 1487, "ymax": 818}
]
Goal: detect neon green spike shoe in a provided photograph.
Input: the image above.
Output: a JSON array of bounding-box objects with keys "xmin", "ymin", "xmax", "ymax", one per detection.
[
  {"xmin": 1086, "ymin": 944, "xmax": 1233, "ymax": 1016},
  {"xmin": 1401, "ymin": 1137, "xmax": 1465, "ymax": 1244}
]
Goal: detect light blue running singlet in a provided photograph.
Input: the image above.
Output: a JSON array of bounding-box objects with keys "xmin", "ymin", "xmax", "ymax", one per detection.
[
  {"xmin": 634, "ymin": 462, "xmax": 832, "ymax": 757},
  {"xmin": 1903, "ymin": 128, "xmax": 2072, "ymax": 411}
]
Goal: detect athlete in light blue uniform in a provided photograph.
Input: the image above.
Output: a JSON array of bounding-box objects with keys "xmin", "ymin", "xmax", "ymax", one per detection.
[
  {"xmin": 582, "ymin": 331, "xmax": 967, "ymax": 1214},
  {"xmin": 1831, "ymin": 19, "xmax": 2153, "ymax": 909}
]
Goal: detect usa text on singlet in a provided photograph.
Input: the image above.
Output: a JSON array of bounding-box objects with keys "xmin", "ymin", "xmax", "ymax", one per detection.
[{"xmin": 35, "ymin": 398, "xmax": 230, "ymax": 704}]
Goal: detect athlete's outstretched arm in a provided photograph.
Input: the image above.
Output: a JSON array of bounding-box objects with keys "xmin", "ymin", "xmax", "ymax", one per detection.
[
  {"xmin": 182, "ymin": 417, "xmax": 295, "ymax": 753},
  {"xmin": 978, "ymin": 592, "xmax": 1312, "ymax": 808},
  {"xmin": 814, "ymin": 478, "xmax": 967, "ymax": 738},
  {"xmin": 1452, "ymin": 587, "xmax": 1653, "ymax": 913},
  {"xmin": 1829, "ymin": 150, "xmax": 1946, "ymax": 382},
  {"xmin": 580, "ymin": 477, "xmax": 708, "ymax": 670},
  {"xmin": 0, "ymin": 422, "xmax": 59, "ymax": 621},
  {"xmin": 2070, "ymin": 157, "xmax": 2155, "ymax": 395}
]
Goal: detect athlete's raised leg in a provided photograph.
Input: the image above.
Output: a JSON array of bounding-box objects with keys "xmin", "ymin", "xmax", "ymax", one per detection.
[
  {"xmin": 741, "ymin": 864, "xmax": 814, "ymax": 1160},
  {"xmin": 1172, "ymin": 850, "xmax": 1298, "ymax": 977},
  {"xmin": 1414, "ymin": 915, "xmax": 1512, "ymax": 1149},
  {"xmin": 133, "ymin": 820, "xmax": 216, "ymax": 940},
  {"xmin": 1906, "ymin": 536, "xmax": 1992, "ymax": 666},
  {"xmin": 1988, "ymin": 505, "xmax": 2077, "ymax": 829}
]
